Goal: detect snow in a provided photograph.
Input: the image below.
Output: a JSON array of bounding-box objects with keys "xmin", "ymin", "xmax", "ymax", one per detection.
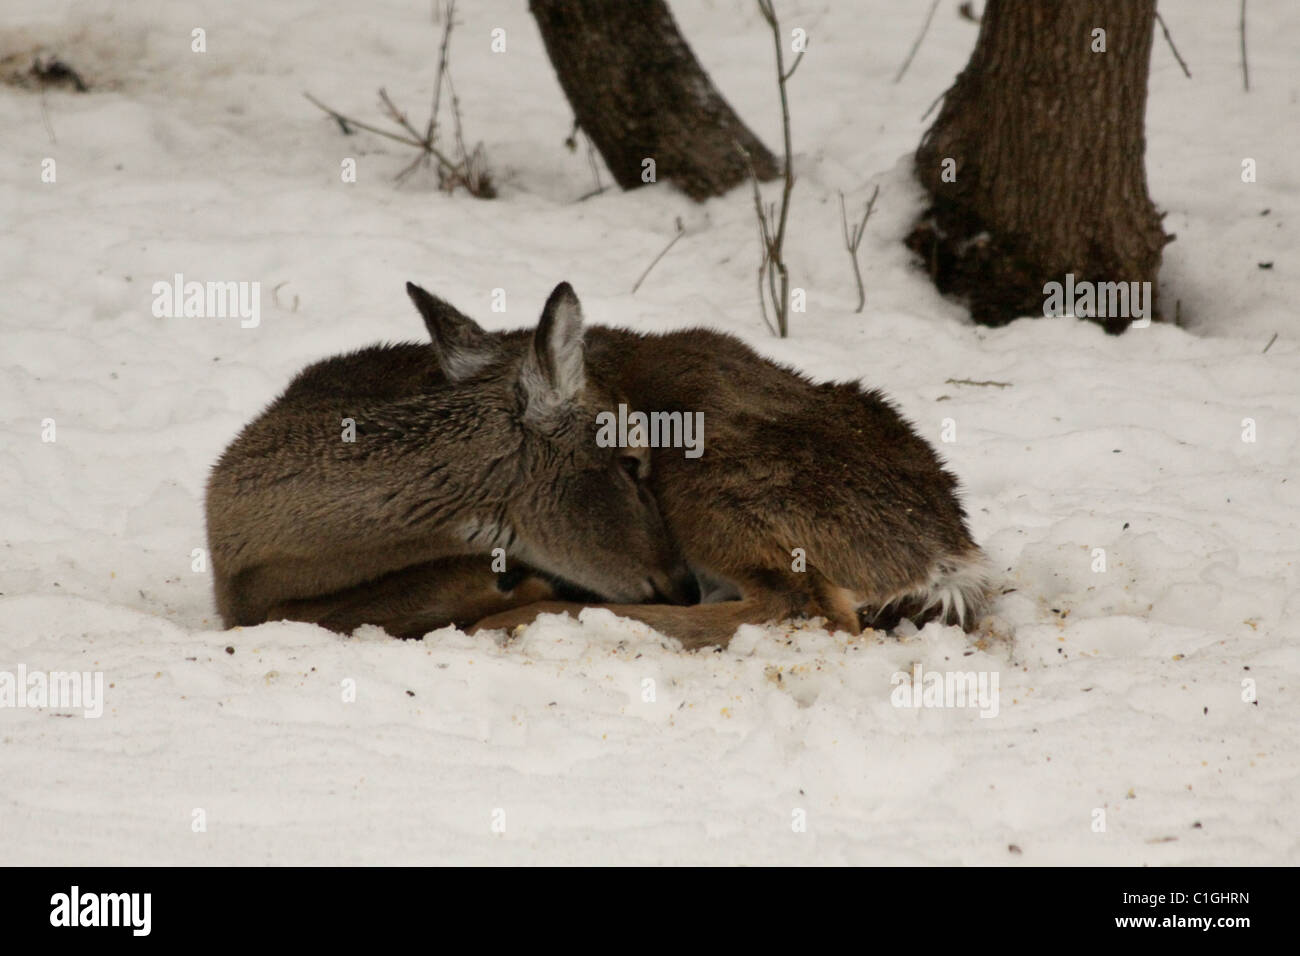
[{"xmin": 2, "ymin": 0, "xmax": 1297, "ymax": 864}]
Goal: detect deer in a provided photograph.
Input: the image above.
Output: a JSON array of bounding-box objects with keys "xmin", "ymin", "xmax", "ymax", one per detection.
[
  {"xmin": 408, "ymin": 284, "xmax": 995, "ymax": 649},
  {"xmin": 204, "ymin": 283, "xmax": 699, "ymax": 638}
]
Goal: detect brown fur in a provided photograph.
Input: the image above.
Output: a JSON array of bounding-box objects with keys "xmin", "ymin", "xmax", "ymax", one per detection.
[
  {"xmin": 264, "ymin": 557, "xmax": 559, "ymax": 638},
  {"xmin": 415, "ymin": 287, "xmax": 994, "ymax": 647},
  {"xmin": 205, "ymin": 283, "xmax": 697, "ymax": 631}
]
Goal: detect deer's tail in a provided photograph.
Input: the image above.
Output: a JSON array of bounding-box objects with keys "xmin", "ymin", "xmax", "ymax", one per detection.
[{"xmin": 863, "ymin": 546, "xmax": 995, "ymax": 632}]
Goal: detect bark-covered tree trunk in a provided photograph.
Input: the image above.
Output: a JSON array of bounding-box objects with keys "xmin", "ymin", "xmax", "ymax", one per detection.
[
  {"xmin": 907, "ymin": 0, "xmax": 1170, "ymax": 333},
  {"xmin": 530, "ymin": 0, "xmax": 779, "ymax": 201}
]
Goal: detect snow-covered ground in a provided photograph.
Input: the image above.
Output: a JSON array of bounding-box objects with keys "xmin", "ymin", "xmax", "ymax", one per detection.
[{"xmin": 2, "ymin": 0, "xmax": 1297, "ymax": 864}]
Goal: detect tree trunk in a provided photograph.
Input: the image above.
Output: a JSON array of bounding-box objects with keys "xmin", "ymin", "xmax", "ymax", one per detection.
[
  {"xmin": 530, "ymin": 0, "xmax": 779, "ymax": 201},
  {"xmin": 907, "ymin": 0, "xmax": 1170, "ymax": 333}
]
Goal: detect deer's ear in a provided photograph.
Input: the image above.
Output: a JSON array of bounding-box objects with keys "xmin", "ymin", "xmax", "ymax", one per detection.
[
  {"xmin": 519, "ymin": 282, "xmax": 586, "ymax": 420},
  {"xmin": 405, "ymin": 282, "xmax": 498, "ymax": 381}
]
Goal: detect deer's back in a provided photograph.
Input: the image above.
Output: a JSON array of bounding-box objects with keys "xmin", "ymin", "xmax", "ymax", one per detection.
[{"xmin": 586, "ymin": 327, "xmax": 976, "ymax": 593}]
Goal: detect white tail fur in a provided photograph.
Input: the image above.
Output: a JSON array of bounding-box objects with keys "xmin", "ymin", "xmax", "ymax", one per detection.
[{"xmin": 873, "ymin": 549, "xmax": 995, "ymax": 630}]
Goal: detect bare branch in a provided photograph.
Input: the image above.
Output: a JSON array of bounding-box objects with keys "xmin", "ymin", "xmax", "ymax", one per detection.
[
  {"xmin": 426, "ymin": 0, "xmax": 456, "ymax": 143},
  {"xmin": 631, "ymin": 218, "xmax": 687, "ymax": 294},
  {"xmin": 894, "ymin": 0, "xmax": 941, "ymax": 84},
  {"xmin": 839, "ymin": 185, "xmax": 879, "ymax": 313},
  {"xmin": 1240, "ymin": 0, "xmax": 1250, "ymax": 91},
  {"xmin": 754, "ymin": 218, "xmax": 776, "ymax": 337},
  {"xmin": 747, "ymin": 0, "xmax": 798, "ymax": 336},
  {"xmin": 378, "ymin": 88, "xmax": 428, "ymax": 143},
  {"xmin": 585, "ymin": 132, "xmax": 604, "ymax": 195},
  {"xmin": 782, "ymin": 50, "xmax": 805, "ymax": 82},
  {"xmin": 303, "ymin": 0, "xmax": 492, "ymax": 198},
  {"xmin": 303, "ymin": 94, "xmax": 428, "ymax": 150},
  {"xmin": 945, "ymin": 378, "xmax": 1012, "ymax": 389},
  {"xmin": 395, "ymin": 150, "xmax": 432, "ymax": 184},
  {"xmin": 1154, "ymin": 12, "xmax": 1191, "ymax": 79},
  {"xmin": 740, "ymin": 144, "xmax": 778, "ymax": 337}
]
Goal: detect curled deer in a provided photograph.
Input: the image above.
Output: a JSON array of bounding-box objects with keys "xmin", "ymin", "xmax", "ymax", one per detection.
[
  {"xmin": 205, "ymin": 283, "xmax": 698, "ymax": 638},
  {"xmin": 206, "ymin": 281, "xmax": 992, "ymax": 648}
]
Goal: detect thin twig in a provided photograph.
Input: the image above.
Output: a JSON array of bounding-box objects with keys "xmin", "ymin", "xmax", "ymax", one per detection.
[
  {"xmin": 426, "ymin": 0, "xmax": 455, "ymax": 143},
  {"xmin": 446, "ymin": 68, "xmax": 469, "ymax": 176},
  {"xmin": 782, "ymin": 50, "xmax": 805, "ymax": 82},
  {"xmin": 303, "ymin": 0, "xmax": 492, "ymax": 199},
  {"xmin": 839, "ymin": 193, "xmax": 863, "ymax": 312},
  {"xmin": 631, "ymin": 219, "xmax": 686, "ymax": 294},
  {"xmin": 303, "ymin": 94, "xmax": 429, "ymax": 150},
  {"xmin": 919, "ymin": 87, "xmax": 946, "ymax": 122},
  {"xmin": 1262, "ymin": 332, "xmax": 1277, "ymax": 354},
  {"xmin": 38, "ymin": 87, "xmax": 56, "ymax": 144},
  {"xmin": 739, "ymin": 144, "xmax": 778, "ymax": 337},
  {"xmin": 839, "ymin": 185, "xmax": 879, "ymax": 313},
  {"xmin": 1154, "ymin": 12, "xmax": 1191, "ymax": 78},
  {"xmin": 894, "ymin": 0, "xmax": 941, "ymax": 84},
  {"xmin": 1239, "ymin": 0, "xmax": 1250, "ymax": 91},
  {"xmin": 945, "ymin": 378, "xmax": 1012, "ymax": 388},
  {"xmin": 379, "ymin": 87, "xmax": 427, "ymax": 143},
  {"xmin": 395, "ymin": 150, "xmax": 430, "ymax": 184},
  {"xmin": 305, "ymin": 92, "xmax": 466, "ymax": 183},
  {"xmin": 754, "ymin": 0, "xmax": 796, "ymax": 337},
  {"xmin": 753, "ymin": 222, "xmax": 775, "ymax": 336},
  {"xmin": 585, "ymin": 133, "xmax": 604, "ymax": 195}
]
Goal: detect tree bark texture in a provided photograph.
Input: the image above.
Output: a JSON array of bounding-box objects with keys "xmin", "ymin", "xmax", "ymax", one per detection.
[
  {"xmin": 530, "ymin": 0, "xmax": 780, "ymax": 201},
  {"xmin": 908, "ymin": 0, "xmax": 1170, "ymax": 332}
]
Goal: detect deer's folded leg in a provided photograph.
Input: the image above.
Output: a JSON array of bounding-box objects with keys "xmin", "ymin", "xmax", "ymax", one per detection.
[{"xmin": 267, "ymin": 558, "xmax": 557, "ymax": 638}]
